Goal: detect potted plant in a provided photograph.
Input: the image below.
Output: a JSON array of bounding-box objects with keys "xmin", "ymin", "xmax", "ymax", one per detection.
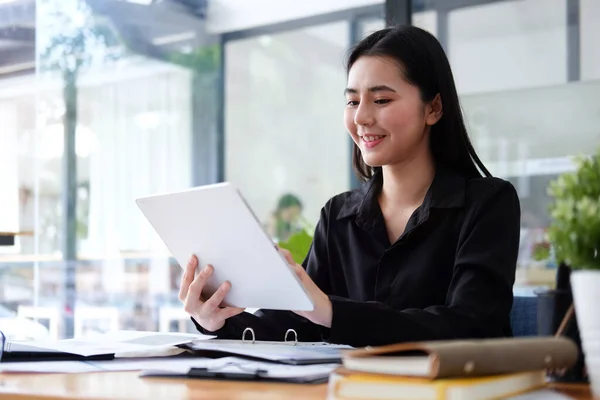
[{"xmin": 547, "ymin": 151, "xmax": 600, "ymax": 396}]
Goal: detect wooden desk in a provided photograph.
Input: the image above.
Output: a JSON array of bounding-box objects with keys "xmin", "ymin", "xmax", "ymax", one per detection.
[{"xmin": 0, "ymin": 372, "xmax": 593, "ymax": 400}]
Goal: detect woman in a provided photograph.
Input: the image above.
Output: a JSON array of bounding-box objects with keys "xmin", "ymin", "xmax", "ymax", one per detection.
[
  {"xmin": 265, "ymin": 193, "xmax": 304, "ymax": 242},
  {"xmin": 179, "ymin": 25, "xmax": 521, "ymax": 348}
]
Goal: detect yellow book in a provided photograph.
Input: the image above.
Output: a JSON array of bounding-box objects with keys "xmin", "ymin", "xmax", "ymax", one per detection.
[{"xmin": 328, "ymin": 367, "xmax": 547, "ymax": 400}]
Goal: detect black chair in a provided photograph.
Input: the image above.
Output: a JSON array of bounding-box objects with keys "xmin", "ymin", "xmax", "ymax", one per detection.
[{"xmin": 510, "ymin": 295, "xmax": 538, "ymax": 337}]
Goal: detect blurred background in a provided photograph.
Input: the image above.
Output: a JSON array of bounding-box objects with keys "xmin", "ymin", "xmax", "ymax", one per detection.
[{"xmin": 0, "ymin": 0, "xmax": 597, "ymax": 340}]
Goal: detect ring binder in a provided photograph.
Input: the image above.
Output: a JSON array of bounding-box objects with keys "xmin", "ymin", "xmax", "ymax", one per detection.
[
  {"xmin": 188, "ymin": 329, "xmax": 350, "ymax": 365},
  {"xmin": 242, "ymin": 327, "xmax": 256, "ymax": 344},
  {"xmin": 285, "ymin": 329, "xmax": 298, "ymax": 346},
  {"xmin": 194, "ymin": 361, "xmax": 268, "ymax": 376},
  {"xmin": 241, "ymin": 327, "xmax": 300, "ymax": 345}
]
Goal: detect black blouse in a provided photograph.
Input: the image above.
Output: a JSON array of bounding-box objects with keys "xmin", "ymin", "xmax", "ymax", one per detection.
[{"xmin": 193, "ymin": 168, "xmax": 521, "ymax": 348}]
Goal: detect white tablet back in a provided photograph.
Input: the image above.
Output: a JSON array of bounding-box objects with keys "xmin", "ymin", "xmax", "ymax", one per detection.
[{"xmin": 135, "ymin": 182, "xmax": 314, "ymax": 311}]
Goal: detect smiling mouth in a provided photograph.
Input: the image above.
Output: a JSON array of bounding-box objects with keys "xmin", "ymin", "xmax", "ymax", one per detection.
[
  {"xmin": 361, "ymin": 135, "xmax": 385, "ymax": 143},
  {"xmin": 360, "ymin": 135, "xmax": 386, "ymax": 149}
]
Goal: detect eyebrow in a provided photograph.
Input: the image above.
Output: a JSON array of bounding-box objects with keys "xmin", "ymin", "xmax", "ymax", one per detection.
[{"xmin": 344, "ymin": 85, "xmax": 397, "ymax": 95}]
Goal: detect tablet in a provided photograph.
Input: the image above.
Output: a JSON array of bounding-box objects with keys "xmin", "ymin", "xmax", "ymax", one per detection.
[{"xmin": 135, "ymin": 182, "xmax": 315, "ymax": 311}]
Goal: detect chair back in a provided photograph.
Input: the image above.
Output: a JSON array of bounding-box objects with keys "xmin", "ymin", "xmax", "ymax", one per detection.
[{"xmin": 510, "ymin": 295, "xmax": 538, "ymax": 337}]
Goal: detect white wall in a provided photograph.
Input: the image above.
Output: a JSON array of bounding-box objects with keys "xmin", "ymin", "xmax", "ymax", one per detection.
[
  {"xmin": 412, "ymin": 10, "xmax": 437, "ymax": 37},
  {"xmin": 581, "ymin": 0, "xmax": 600, "ymax": 81},
  {"xmin": 435, "ymin": 0, "xmax": 600, "ymax": 177},
  {"xmin": 449, "ymin": 0, "xmax": 567, "ymax": 94},
  {"xmin": 461, "ymin": 79, "xmax": 600, "ymax": 173},
  {"xmin": 206, "ymin": 0, "xmax": 383, "ymax": 33}
]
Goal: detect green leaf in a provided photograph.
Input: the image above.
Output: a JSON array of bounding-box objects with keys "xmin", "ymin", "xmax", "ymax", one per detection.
[
  {"xmin": 547, "ymin": 150, "xmax": 600, "ymax": 270},
  {"xmin": 277, "ymin": 230, "xmax": 313, "ymax": 265}
]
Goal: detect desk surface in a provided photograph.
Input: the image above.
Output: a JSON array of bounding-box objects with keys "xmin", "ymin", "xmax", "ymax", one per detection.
[{"xmin": 0, "ymin": 372, "xmax": 593, "ymax": 400}]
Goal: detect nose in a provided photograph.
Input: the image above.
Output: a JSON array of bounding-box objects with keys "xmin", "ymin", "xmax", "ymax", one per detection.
[{"xmin": 354, "ymin": 101, "xmax": 374, "ymax": 127}]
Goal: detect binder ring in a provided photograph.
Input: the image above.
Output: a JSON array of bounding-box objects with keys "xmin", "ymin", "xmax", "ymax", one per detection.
[
  {"xmin": 284, "ymin": 329, "xmax": 298, "ymax": 346},
  {"xmin": 242, "ymin": 327, "xmax": 256, "ymax": 344}
]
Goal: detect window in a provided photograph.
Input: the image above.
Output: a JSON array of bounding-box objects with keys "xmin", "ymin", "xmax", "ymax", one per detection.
[
  {"xmin": 225, "ymin": 21, "xmax": 351, "ymax": 238},
  {"xmin": 414, "ymin": 0, "xmax": 600, "ymax": 286}
]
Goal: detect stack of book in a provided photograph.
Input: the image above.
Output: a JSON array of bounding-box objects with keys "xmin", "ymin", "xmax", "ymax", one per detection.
[{"xmin": 328, "ymin": 337, "xmax": 578, "ymax": 400}]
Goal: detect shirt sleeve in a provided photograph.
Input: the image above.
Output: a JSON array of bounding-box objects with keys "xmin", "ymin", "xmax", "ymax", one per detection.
[
  {"xmin": 327, "ymin": 181, "xmax": 521, "ymax": 347},
  {"xmin": 192, "ymin": 204, "xmax": 333, "ymax": 342}
]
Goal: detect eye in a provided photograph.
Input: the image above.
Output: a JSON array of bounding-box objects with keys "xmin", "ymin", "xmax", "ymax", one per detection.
[
  {"xmin": 374, "ymin": 99, "xmax": 391, "ymax": 105},
  {"xmin": 346, "ymin": 100, "xmax": 359, "ymax": 106}
]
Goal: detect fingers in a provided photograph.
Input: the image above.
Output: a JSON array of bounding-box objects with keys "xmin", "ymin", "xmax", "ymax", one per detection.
[
  {"xmin": 291, "ymin": 263, "xmax": 305, "ymax": 280},
  {"xmin": 277, "ymin": 247, "xmax": 295, "ymax": 265},
  {"xmin": 178, "ymin": 255, "xmax": 198, "ymax": 302},
  {"xmin": 198, "ymin": 281, "xmax": 244, "ymax": 322},
  {"xmin": 202, "ymin": 281, "xmax": 232, "ymax": 314},
  {"xmin": 179, "ymin": 259, "xmax": 243, "ymax": 327},
  {"xmin": 186, "ymin": 264, "xmax": 213, "ymax": 307}
]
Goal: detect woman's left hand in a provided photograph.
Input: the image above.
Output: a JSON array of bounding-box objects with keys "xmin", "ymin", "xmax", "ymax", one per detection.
[{"xmin": 277, "ymin": 248, "xmax": 333, "ymax": 328}]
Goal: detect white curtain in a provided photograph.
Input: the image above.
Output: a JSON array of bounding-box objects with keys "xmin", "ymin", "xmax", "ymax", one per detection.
[{"xmin": 80, "ymin": 61, "xmax": 193, "ymax": 294}]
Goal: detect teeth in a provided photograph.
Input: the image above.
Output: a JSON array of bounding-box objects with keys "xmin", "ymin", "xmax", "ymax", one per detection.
[{"xmin": 363, "ymin": 135, "xmax": 384, "ymax": 142}]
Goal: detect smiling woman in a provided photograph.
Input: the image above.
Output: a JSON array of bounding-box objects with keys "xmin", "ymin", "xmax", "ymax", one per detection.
[{"xmin": 185, "ymin": 25, "xmax": 521, "ymax": 348}]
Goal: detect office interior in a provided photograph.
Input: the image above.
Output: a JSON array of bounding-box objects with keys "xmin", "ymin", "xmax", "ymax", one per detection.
[{"xmin": 0, "ymin": 0, "xmax": 598, "ymax": 341}]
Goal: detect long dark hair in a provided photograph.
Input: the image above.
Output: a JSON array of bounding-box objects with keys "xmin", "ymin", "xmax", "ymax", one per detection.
[{"xmin": 347, "ymin": 25, "xmax": 491, "ymax": 181}]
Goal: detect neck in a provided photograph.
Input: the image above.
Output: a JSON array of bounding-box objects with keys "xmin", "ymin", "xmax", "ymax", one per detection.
[{"xmin": 380, "ymin": 149, "xmax": 435, "ymax": 207}]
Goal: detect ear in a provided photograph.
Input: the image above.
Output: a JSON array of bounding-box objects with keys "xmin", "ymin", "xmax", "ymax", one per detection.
[{"xmin": 426, "ymin": 93, "xmax": 443, "ymax": 126}]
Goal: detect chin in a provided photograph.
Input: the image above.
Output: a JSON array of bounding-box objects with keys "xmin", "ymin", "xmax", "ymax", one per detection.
[{"xmin": 361, "ymin": 154, "xmax": 386, "ymax": 168}]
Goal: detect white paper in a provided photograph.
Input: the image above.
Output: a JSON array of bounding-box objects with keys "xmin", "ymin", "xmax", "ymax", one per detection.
[
  {"xmin": 7, "ymin": 330, "xmax": 215, "ymax": 357},
  {"xmin": 0, "ymin": 357, "xmax": 217, "ymax": 374},
  {"xmin": 188, "ymin": 340, "xmax": 351, "ymax": 363},
  {"xmin": 89, "ymin": 357, "xmax": 216, "ymax": 372},
  {"xmin": 205, "ymin": 357, "xmax": 339, "ymax": 379},
  {"xmin": 140, "ymin": 356, "xmax": 339, "ymax": 379},
  {"xmin": 0, "ymin": 361, "xmax": 100, "ymax": 374}
]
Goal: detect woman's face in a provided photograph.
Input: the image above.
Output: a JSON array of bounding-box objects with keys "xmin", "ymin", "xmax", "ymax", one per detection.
[{"xmin": 344, "ymin": 55, "xmax": 441, "ymax": 168}]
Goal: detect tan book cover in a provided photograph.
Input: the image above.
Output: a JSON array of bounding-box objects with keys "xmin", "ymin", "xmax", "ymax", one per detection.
[{"xmin": 342, "ymin": 336, "xmax": 578, "ymax": 379}]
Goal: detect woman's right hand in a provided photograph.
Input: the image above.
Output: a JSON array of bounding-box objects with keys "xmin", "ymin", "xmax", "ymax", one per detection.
[{"xmin": 179, "ymin": 255, "xmax": 245, "ymax": 332}]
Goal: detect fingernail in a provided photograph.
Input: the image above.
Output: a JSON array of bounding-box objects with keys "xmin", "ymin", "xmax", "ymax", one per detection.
[{"xmin": 189, "ymin": 255, "xmax": 196, "ymax": 264}]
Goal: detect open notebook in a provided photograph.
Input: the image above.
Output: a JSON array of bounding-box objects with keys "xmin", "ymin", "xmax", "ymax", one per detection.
[
  {"xmin": 186, "ymin": 327, "xmax": 352, "ymax": 365},
  {"xmin": 1, "ymin": 331, "xmax": 214, "ymax": 361},
  {"xmin": 2, "ymin": 327, "xmax": 349, "ymax": 365}
]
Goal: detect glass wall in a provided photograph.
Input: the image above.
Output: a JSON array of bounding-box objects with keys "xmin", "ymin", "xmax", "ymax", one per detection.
[
  {"xmin": 414, "ymin": 0, "xmax": 600, "ymax": 288},
  {"xmin": 3, "ymin": 0, "xmax": 580, "ymax": 341},
  {"xmin": 225, "ymin": 22, "xmax": 350, "ymax": 234},
  {"xmin": 222, "ymin": 3, "xmax": 385, "ymax": 238},
  {"xmin": 0, "ymin": 0, "xmax": 217, "ymax": 339},
  {"xmin": 0, "ymin": 0, "xmax": 385, "ymax": 339}
]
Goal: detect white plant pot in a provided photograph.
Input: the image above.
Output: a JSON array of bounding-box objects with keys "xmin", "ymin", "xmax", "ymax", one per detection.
[{"xmin": 571, "ymin": 270, "xmax": 600, "ymax": 397}]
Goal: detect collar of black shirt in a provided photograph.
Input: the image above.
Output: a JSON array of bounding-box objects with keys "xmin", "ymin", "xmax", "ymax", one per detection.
[{"xmin": 337, "ymin": 167, "xmax": 466, "ymax": 224}]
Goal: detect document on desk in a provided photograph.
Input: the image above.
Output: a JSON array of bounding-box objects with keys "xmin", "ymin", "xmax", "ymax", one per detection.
[
  {"xmin": 139, "ymin": 356, "xmax": 339, "ymax": 383},
  {"xmin": 187, "ymin": 340, "xmax": 352, "ymax": 365},
  {"xmin": 0, "ymin": 361, "xmax": 100, "ymax": 374},
  {"xmin": 4, "ymin": 331, "xmax": 215, "ymax": 359},
  {"xmin": 0, "ymin": 357, "xmax": 217, "ymax": 374}
]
